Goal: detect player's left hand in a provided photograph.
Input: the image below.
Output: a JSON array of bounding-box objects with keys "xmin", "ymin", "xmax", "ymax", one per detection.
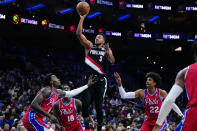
[
  {"xmin": 114, "ymin": 72, "xmax": 122, "ymax": 87},
  {"xmin": 104, "ymin": 43, "xmax": 112, "ymax": 54},
  {"xmin": 152, "ymin": 124, "xmax": 160, "ymax": 131},
  {"xmin": 87, "ymin": 74, "xmax": 97, "ymax": 87}
]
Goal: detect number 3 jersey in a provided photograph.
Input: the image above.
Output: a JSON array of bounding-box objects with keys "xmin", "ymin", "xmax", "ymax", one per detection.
[
  {"xmin": 143, "ymin": 88, "xmax": 163, "ymax": 125},
  {"xmin": 58, "ymin": 98, "xmax": 81, "ymax": 129},
  {"xmin": 85, "ymin": 45, "xmax": 108, "ymax": 75}
]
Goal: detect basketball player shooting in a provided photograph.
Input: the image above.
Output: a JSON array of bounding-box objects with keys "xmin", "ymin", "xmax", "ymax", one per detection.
[{"xmin": 76, "ymin": 7, "xmax": 115, "ymax": 131}]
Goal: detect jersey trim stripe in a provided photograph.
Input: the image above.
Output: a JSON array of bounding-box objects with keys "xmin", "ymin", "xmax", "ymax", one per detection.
[
  {"xmin": 85, "ymin": 55, "xmax": 105, "ymax": 75},
  {"xmin": 147, "ymin": 88, "xmax": 157, "ymax": 96},
  {"xmin": 61, "ymin": 98, "xmax": 73, "ymax": 107},
  {"xmin": 159, "ymin": 89, "xmax": 163, "ymax": 102},
  {"xmin": 103, "ymin": 77, "xmax": 108, "ymax": 99}
]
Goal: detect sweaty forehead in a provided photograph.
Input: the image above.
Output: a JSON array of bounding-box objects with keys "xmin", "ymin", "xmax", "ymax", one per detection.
[{"xmin": 96, "ymin": 35, "xmax": 103, "ymax": 38}]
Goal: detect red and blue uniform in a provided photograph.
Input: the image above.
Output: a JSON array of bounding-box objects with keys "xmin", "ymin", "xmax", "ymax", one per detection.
[
  {"xmin": 22, "ymin": 87, "xmax": 58, "ymax": 131},
  {"xmin": 175, "ymin": 63, "xmax": 197, "ymax": 131},
  {"xmin": 140, "ymin": 88, "xmax": 167, "ymax": 131},
  {"xmin": 58, "ymin": 98, "xmax": 83, "ymax": 131}
]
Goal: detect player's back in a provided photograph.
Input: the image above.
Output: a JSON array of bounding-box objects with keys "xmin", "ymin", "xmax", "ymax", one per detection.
[
  {"xmin": 58, "ymin": 98, "xmax": 81, "ymax": 130},
  {"xmin": 143, "ymin": 88, "xmax": 163, "ymax": 125},
  {"xmin": 185, "ymin": 63, "xmax": 197, "ymax": 108}
]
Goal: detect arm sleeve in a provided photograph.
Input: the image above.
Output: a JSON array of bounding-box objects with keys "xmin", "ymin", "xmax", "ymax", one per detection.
[
  {"xmin": 156, "ymin": 84, "xmax": 183, "ymax": 126},
  {"xmin": 118, "ymin": 86, "xmax": 135, "ymax": 99},
  {"xmin": 64, "ymin": 85, "xmax": 88, "ymax": 98},
  {"xmin": 172, "ymin": 103, "xmax": 183, "ymax": 117}
]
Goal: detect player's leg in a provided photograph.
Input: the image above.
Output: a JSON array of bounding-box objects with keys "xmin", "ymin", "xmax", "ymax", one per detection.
[
  {"xmin": 81, "ymin": 87, "xmax": 92, "ymax": 130},
  {"xmin": 29, "ymin": 111, "xmax": 51, "ymax": 131},
  {"xmin": 22, "ymin": 112, "xmax": 36, "ymax": 131},
  {"xmin": 94, "ymin": 77, "xmax": 107, "ymax": 131}
]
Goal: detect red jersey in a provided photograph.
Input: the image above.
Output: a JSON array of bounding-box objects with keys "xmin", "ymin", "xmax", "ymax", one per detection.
[
  {"xmin": 58, "ymin": 98, "xmax": 82, "ymax": 130},
  {"xmin": 185, "ymin": 63, "xmax": 197, "ymax": 108},
  {"xmin": 24, "ymin": 87, "xmax": 58, "ymax": 120},
  {"xmin": 143, "ymin": 88, "xmax": 163, "ymax": 125}
]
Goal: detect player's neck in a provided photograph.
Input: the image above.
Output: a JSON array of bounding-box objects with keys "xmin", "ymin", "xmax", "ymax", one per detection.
[
  {"xmin": 147, "ymin": 87, "xmax": 156, "ymax": 94},
  {"xmin": 62, "ymin": 97, "xmax": 71, "ymax": 104},
  {"xmin": 51, "ymin": 86, "xmax": 57, "ymax": 91},
  {"xmin": 96, "ymin": 44, "xmax": 103, "ymax": 48}
]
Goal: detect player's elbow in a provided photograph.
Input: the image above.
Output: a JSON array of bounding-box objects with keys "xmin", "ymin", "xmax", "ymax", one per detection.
[
  {"xmin": 120, "ymin": 95, "xmax": 126, "ymax": 99},
  {"xmin": 76, "ymin": 31, "xmax": 82, "ymax": 37},
  {"xmin": 30, "ymin": 101, "xmax": 38, "ymax": 110}
]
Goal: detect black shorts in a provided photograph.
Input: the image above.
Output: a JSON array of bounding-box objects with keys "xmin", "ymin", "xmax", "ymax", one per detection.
[{"xmin": 81, "ymin": 74, "xmax": 107, "ymax": 118}]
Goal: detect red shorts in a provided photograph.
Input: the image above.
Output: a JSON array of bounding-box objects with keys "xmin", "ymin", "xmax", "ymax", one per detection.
[
  {"xmin": 140, "ymin": 120, "xmax": 167, "ymax": 131},
  {"xmin": 63, "ymin": 122, "xmax": 83, "ymax": 131},
  {"xmin": 176, "ymin": 106, "xmax": 197, "ymax": 131},
  {"xmin": 22, "ymin": 110, "xmax": 50, "ymax": 131}
]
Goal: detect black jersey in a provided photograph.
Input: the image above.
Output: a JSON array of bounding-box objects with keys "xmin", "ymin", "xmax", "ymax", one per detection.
[{"xmin": 85, "ymin": 45, "xmax": 108, "ymax": 75}]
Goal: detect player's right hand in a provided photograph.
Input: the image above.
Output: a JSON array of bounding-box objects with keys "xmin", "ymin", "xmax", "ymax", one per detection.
[
  {"xmin": 49, "ymin": 114, "xmax": 59, "ymax": 124},
  {"xmin": 114, "ymin": 72, "xmax": 122, "ymax": 87},
  {"xmin": 80, "ymin": 14, "xmax": 87, "ymax": 19},
  {"xmin": 87, "ymin": 74, "xmax": 97, "ymax": 87}
]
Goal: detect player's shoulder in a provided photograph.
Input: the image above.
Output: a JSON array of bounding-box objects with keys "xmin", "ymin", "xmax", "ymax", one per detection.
[
  {"xmin": 40, "ymin": 87, "xmax": 53, "ymax": 97},
  {"xmin": 74, "ymin": 99, "xmax": 82, "ymax": 106},
  {"xmin": 75, "ymin": 99, "xmax": 82, "ymax": 104},
  {"xmin": 158, "ymin": 89, "xmax": 167, "ymax": 99}
]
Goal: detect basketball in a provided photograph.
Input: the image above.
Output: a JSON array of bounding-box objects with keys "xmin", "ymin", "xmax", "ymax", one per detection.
[{"xmin": 76, "ymin": 2, "xmax": 90, "ymax": 16}]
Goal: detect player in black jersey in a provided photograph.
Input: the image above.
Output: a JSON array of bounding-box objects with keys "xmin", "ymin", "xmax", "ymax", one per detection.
[{"xmin": 76, "ymin": 14, "xmax": 115, "ymax": 131}]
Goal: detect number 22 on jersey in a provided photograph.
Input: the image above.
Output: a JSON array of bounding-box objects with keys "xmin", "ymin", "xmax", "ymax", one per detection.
[{"xmin": 150, "ymin": 106, "xmax": 159, "ymax": 114}]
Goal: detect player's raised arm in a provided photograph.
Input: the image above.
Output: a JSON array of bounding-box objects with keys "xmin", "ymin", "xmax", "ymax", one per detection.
[
  {"xmin": 114, "ymin": 72, "xmax": 144, "ymax": 99},
  {"xmin": 76, "ymin": 15, "xmax": 93, "ymax": 51},
  {"xmin": 104, "ymin": 43, "xmax": 115, "ymax": 64},
  {"xmin": 160, "ymin": 89, "xmax": 183, "ymax": 117},
  {"xmin": 57, "ymin": 75, "xmax": 96, "ymax": 97},
  {"xmin": 153, "ymin": 68, "xmax": 187, "ymax": 131},
  {"xmin": 75, "ymin": 99, "xmax": 82, "ymax": 113}
]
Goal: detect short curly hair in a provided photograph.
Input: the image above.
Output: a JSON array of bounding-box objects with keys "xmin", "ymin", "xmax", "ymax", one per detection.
[
  {"xmin": 146, "ymin": 72, "xmax": 162, "ymax": 87},
  {"xmin": 44, "ymin": 73, "xmax": 53, "ymax": 86}
]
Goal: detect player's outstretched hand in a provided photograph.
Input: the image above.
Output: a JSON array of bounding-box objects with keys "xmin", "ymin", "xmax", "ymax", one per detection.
[
  {"xmin": 114, "ymin": 72, "xmax": 122, "ymax": 87},
  {"xmin": 87, "ymin": 74, "xmax": 97, "ymax": 87}
]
